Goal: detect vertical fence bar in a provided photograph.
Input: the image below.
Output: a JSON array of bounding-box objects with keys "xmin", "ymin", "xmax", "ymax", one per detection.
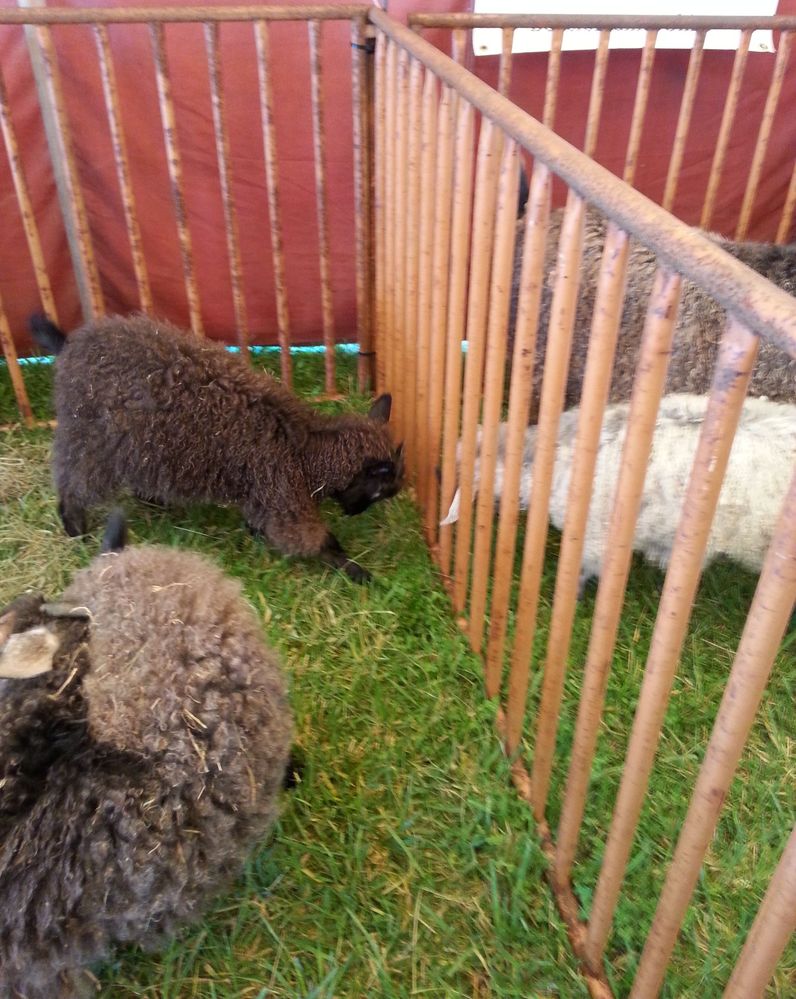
[
  {"xmin": 723, "ymin": 826, "xmax": 796, "ymax": 999},
  {"xmin": 254, "ymin": 21, "xmax": 291, "ymax": 385},
  {"xmin": 424, "ymin": 81, "xmax": 455, "ymax": 542},
  {"xmin": 23, "ymin": 20, "xmax": 104, "ymax": 319},
  {"xmin": 775, "ymin": 159, "xmax": 796, "ymax": 244},
  {"xmin": 469, "ymin": 136, "xmax": 519, "ymax": 652},
  {"xmin": 452, "ymin": 119, "xmax": 501, "ymax": 613},
  {"xmin": 661, "ymin": 29, "xmax": 705, "ymax": 213},
  {"xmin": 403, "ymin": 57, "xmax": 423, "ymax": 472},
  {"xmin": 484, "ymin": 164, "xmax": 551, "ymax": 696},
  {"xmin": 582, "ymin": 272, "xmax": 685, "ymax": 968},
  {"xmin": 497, "ymin": 27, "xmax": 513, "ymax": 96},
  {"xmin": 0, "ymin": 68, "xmax": 58, "ymax": 322},
  {"xmin": 393, "ymin": 47, "xmax": 410, "ymax": 440},
  {"xmin": 631, "ymin": 466, "xmax": 796, "ymax": 998},
  {"xmin": 383, "ymin": 40, "xmax": 398, "ymax": 402},
  {"xmin": 414, "ymin": 70, "xmax": 438, "ymax": 504},
  {"xmin": 451, "ymin": 27, "xmax": 467, "ymax": 65},
  {"xmin": 578, "ymin": 318, "xmax": 759, "ymax": 916},
  {"xmin": 530, "ymin": 222, "xmax": 631, "ymax": 824},
  {"xmin": 736, "ymin": 31, "xmax": 792, "ymax": 239},
  {"xmin": 308, "ymin": 20, "xmax": 337, "ymax": 394},
  {"xmin": 94, "ymin": 24, "xmax": 152, "ymax": 315},
  {"xmin": 583, "ymin": 29, "xmax": 610, "ymax": 158},
  {"xmin": 623, "ymin": 30, "xmax": 657, "ymax": 185},
  {"xmin": 468, "ymin": 138, "xmax": 519, "ymax": 653},
  {"xmin": 351, "ymin": 15, "xmax": 373, "ymax": 392},
  {"xmin": 205, "ymin": 21, "xmax": 248, "ymax": 352},
  {"xmin": 542, "ymin": 28, "xmax": 564, "ymax": 130},
  {"xmin": 438, "ymin": 101, "xmax": 474, "ymax": 576},
  {"xmin": 700, "ymin": 30, "xmax": 751, "ymax": 230},
  {"xmin": 504, "ymin": 193, "xmax": 587, "ymax": 754},
  {"xmin": 0, "ymin": 294, "xmax": 33, "ymax": 428},
  {"xmin": 150, "ymin": 22, "xmax": 202, "ymax": 335},
  {"xmin": 373, "ymin": 33, "xmax": 387, "ymax": 393}
]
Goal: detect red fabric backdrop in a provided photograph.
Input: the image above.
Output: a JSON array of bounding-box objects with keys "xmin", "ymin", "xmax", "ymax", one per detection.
[{"xmin": 0, "ymin": 0, "xmax": 794, "ymax": 354}]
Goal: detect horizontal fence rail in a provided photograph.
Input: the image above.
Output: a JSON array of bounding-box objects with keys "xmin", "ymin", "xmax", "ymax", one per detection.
[
  {"xmin": 0, "ymin": 4, "xmax": 376, "ymax": 427},
  {"xmin": 371, "ymin": 7, "xmax": 796, "ymax": 998}
]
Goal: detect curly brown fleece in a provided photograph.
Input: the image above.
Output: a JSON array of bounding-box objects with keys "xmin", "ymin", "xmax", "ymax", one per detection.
[
  {"xmin": 508, "ymin": 208, "xmax": 796, "ymax": 423},
  {"xmin": 42, "ymin": 314, "xmax": 402, "ymax": 581},
  {"xmin": 0, "ymin": 545, "xmax": 291, "ymax": 999}
]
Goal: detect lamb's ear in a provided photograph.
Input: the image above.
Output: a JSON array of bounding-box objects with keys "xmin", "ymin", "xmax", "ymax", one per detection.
[
  {"xmin": 368, "ymin": 394, "xmax": 392, "ymax": 424},
  {"xmin": 0, "ymin": 627, "xmax": 59, "ymax": 679}
]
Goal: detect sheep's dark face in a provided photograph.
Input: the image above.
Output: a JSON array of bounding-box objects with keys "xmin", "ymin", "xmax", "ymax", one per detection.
[{"xmin": 333, "ymin": 447, "xmax": 405, "ymax": 516}]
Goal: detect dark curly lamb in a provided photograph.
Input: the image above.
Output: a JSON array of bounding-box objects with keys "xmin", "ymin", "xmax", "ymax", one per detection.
[
  {"xmin": 508, "ymin": 207, "xmax": 796, "ymax": 423},
  {"xmin": 31, "ymin": 314, "xmax": 404, "ymax": 583},
  {"xmin": 0, "ymin": 516, "xmax": 291, "ymax": 998}
]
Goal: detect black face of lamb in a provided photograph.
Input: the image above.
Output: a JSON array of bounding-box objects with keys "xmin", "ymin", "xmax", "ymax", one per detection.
[{"xmin": 332, "ymin": 453, "xmax": 404, "ymax": 517}]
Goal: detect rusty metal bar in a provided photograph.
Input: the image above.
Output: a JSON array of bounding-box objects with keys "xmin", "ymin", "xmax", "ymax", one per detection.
[
  {"xmin": 582, "ymin": 272, "xmax": 685, "ymax": 967},
  {"xmin": 94, "ymin": 24, "xmax": 152, "ymax": 314},
  {"xmin": 370, "ymin": 8, "xmax": 796, "ymax": 360},
  {"xmin": 468, "ymin": 138, "xmax": 520, "ymax": 653},
  {"xmin": 631, "ymin": 464, "xmax": 796, "ymax": 998},
  {"xmin": 0, "ymin": 295, "xmax": 34, "ymax": 428},
  {"xmin": 383, "ymin": 39, "xmax": 398, "ymax": 401},
  {"xmin": 700, "ymin": 30, "xmax": 751, "ymax": 230},
  {"xmin": 402, "ymin": 57, "xmax": 423, "ymax": 472},
  {"xmin": 308, "ymin": 19, "xmax": 336, "ymax": 394},
  {"xmin": 393, "ymin": 47, "xmax": 410, "ymax": 439},
  {"xmin": 542, "ymin": 28, "xmax": 563, "ymax": 130},
  {"xmin": 351, "ymin": 15, "xmax": 373, "ymax": 392},
  {"xmin": 254, "ymin": 20, "xmax": 291, "ymax": 385},
  {"xmin": 723, "ymin": 826, "xmax": 796, "ymax": 999},
  {"xmin": 205, "ymin": 21, "xmax": 248, "ymax": 351},
  {"xmin": 484, "ymin": 163, "xmax": 551, "ymax": 697},
  {"xmin": 23, "ymin": 17, "xmax": 104, "ymax": 319},
  {"xmin": 583, "ymin": 29, "xmax": 609, "ymax": 158},
  {"xmin": 0, "ymin": 64, "xmax": 58, "ymax": 322},
  {"xmin": 438, "ymin": 101, "xmax": 474, "ymax": 576},
  {"xmin": 3, "ymin": 6, "xmax": 372, "ymax": 25},
  {"xmin": 775, "ymin": 159, "xmax": 796, "ymax": 245},
  {"xmin": 623, "ymin": 31, "xmax": 657, "ymax": 186},
  {"xmin": 736, "ymin": 31, "xmax": 792, "ymax": 239},
  {"xmin": 662, "ymin": 29, "xmax": 705, "ymax": 213},
  {"xmin": 504, "ymin": 192, "xmax": 587, "ymax": 754},
  {"xmin": 578, "ymin": 317, "xmax": 759, "ymax": 929},
  {"xmin": 497, "ymin": 27, "xmax": 513, "ymax": 96},
  {"xmin": 452, "ymin": 118, "xmax": 501, "ymax": 613},
  {"xmin": 150, "ymin": 21, "xmax": 202, "ymax": 335},
  {"xmin": 414, "ymin": 69, "xmax": 438, "ymax": 505},
  {"xmin": 424, "ymin": 82, "xmax": 455, "ymax": 543},
  {"xmin": 530, "ymin": 222, "xmax": 631, "ymax": 824},
  {"xmin": 408, "ymin": 13, "xmax": 796, "ymax": 31},
  {"xmin": 373, "ymin": 32, "xmax": 387, "ymax": 393}
]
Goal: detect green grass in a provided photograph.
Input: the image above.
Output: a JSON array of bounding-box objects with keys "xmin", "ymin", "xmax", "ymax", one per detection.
[{"xmin": 0, "ymin": 353, "xmax": 792, "ymax": 998}]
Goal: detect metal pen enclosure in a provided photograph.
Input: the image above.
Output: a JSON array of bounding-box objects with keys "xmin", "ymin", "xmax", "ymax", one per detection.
[{"xmin": 0, "ymin": 5, "xmax": 794, "ymax": 997}]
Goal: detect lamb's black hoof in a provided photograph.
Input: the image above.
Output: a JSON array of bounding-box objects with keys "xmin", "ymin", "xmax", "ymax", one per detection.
[
  {"xmin": 344, "ymin": 560, "xmax": 372, "ymax": 585},
  {"xmin": 282, "ymin": 748, "xmax": 305, "ymax": 790},
  {"xmin": 58, "ymin": 501, "xmax": 87, "ymax": 539}
]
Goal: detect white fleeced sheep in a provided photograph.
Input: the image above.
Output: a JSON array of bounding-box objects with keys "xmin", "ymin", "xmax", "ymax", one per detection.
[{"xmin": 442, "ymin": 394, "xmax": 796, "ymax": 590}]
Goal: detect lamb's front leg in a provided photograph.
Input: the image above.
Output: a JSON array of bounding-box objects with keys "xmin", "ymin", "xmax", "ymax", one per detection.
[{"xmin": 244, "ymin": 499, "xmax": 372, "ymax": 584}]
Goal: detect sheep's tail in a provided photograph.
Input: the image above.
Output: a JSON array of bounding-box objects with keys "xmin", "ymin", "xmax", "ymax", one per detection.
[
  {"xmin": 29, "ymin": 313, "xmax": 67, "ymax": 355},
  {"xmin": 101, "ymin": 509, "xmax": 128, "ymax": 554}
]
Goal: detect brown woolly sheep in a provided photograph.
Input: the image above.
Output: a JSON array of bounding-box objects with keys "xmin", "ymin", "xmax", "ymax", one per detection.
[
  {"xmin": 0, "ymin": 512, "xmax": 292, "ymax": 999},
  {"xmin": 508, "ymin": 207, "xmax": 796, "ymax": 423},
  {"xmin": 31, "ymin": 314, "xmax": 404, "ymax": 583}
]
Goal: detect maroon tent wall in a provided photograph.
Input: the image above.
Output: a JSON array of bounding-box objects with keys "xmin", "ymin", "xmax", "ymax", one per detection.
[{"xmin": 0, "ymin": 0, "xmax": 794, "ymax": 354}]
